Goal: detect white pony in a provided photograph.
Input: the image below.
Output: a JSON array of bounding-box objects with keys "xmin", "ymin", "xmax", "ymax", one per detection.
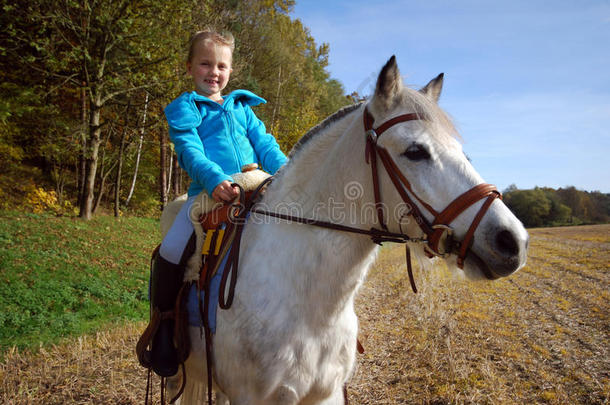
[{"xmin": 168, "ymin": 57, "xmax": 529, "ymax": 404}]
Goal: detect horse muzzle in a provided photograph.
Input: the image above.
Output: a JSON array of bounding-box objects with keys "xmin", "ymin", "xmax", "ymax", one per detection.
[{"xmin": 466, "ymin": 224, "xmax": 529, "ymax": 279}]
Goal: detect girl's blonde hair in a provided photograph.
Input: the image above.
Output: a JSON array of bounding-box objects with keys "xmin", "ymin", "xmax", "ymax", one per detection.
[{"xmin": 187, "ymin": 29, "xmax": 235, "ymax": 62}]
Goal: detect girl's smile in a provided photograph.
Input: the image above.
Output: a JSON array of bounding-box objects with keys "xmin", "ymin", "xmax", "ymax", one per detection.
[{"xmin": 187, "ymin": 41, "xmax": 233, "ymax": 103}]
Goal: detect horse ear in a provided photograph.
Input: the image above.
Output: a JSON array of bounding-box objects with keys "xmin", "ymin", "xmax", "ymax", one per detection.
[
  {"xmin": 420, "ymin": 73, "xmax": 444, "ymax": 103},
  {"xmin": 374, "ymin": 55, "xmax": 403, "ymax": 108}
]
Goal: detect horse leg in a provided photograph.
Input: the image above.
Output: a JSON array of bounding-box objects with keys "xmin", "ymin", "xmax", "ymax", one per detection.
[
  {"xmin": 167, "ymin": 365, "xmax": 206, "ymax": 405},
  {"xmin": 167, "ymin": 326, "xmax": 210, "ymax": 404},
  {"xmin": 317, "ymin": 387, "xmax": 347, "ymax": 405},
  {"xmin": 267, "ymin": 385, "xmax": 299, "ymax": 405},
  {"xmin": 224, "ymin": 385, "xmax": 298, "ymax": 405},
  {"xmin": 216, "ymin": 391, "xmax": 230, "ymax": 405},
  {"xmin": 165, "ymin": 371, "xmax": 183, "ymax": 403},
  {"xmin": 171, "ymin": 376, "xmax": 227, "ymax": 405}
]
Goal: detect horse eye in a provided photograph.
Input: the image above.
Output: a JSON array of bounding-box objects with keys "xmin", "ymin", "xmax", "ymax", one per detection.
[{"xmin": 402, "ymin": 144, "xmax": 431, "ymax": 161}]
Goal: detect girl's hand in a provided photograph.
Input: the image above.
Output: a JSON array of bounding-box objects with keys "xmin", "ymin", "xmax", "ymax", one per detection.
[{"xmin": 212, "ymin": 180, "xmax": 239, "ymax": 203}]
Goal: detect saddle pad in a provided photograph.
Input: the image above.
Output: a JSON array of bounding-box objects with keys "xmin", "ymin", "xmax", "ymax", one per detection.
[{"xmin": 186, "ymin": 245, "xmax": 231, "ymax": 333}]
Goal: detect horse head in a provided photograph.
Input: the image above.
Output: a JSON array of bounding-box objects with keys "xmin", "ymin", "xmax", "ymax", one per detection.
[{"xmin": 366, "ymin": 56, "xmax": 528, "ymax": 280}]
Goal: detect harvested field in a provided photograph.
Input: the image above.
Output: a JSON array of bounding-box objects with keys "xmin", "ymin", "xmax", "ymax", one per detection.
[
  {"xmin": 349, "ymin": 224, "xmax": 609, "ymax": 404},
  {"xmin": 1, "ymin": 225, "xmax": 609, "ymax": 404}
]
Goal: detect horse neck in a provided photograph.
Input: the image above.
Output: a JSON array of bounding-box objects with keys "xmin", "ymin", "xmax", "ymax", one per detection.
[{"xmin": 255, "ymin": 109, "xmax": 381, "ymax": 323}]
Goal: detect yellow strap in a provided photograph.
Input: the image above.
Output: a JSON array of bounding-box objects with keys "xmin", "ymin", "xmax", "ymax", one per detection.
[
  {"xmin": 201, "ymin": 230, "xmax": 215, "ymax": 255},
  {"xmin": 213, "ymin": 229, "xmax": 225, "ymax": 255}
]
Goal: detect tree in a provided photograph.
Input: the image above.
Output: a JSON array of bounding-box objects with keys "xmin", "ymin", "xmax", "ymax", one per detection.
[
  {"xmin": 503, "ymin": 184, "xmax": 518, "ymax": 194},
  {"xmin": 159, "ymin": 128, "xmax": 168, "ymax": 209},
  {"xmin": 3, "ymin": 0, "xmax": 191, "ymax": 219},
  {"xmin": 504, "ymin": 188, "xmax": 551, "ymax": 227},
  {"xmin": 540, "ymin": 188, "xmax": 572, "ymax": 225}
]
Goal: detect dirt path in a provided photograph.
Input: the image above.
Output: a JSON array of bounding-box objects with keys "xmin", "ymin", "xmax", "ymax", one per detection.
[{"xmin": 1, "ymin": 225, "xmax": 608, "ymax": 404}]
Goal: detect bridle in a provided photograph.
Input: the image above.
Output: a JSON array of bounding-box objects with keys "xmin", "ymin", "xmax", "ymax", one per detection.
[
  {"xmin": 243, "ymin": 105, "xmax": 502, "ymax": 292},
  {"xmin": 362, "ymin": 106, "xmax": 501, "ymax": 277}
]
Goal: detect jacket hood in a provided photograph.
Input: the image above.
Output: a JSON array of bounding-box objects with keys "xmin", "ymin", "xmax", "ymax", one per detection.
[{"xmin": 165, "ymin": 90, "xmax": 267, "ymax": 130}]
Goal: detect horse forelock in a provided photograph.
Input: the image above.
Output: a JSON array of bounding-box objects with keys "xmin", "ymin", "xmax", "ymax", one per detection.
[{"xmin": 373, "ymin": 85, "xmax": 461, "ymax": 146}]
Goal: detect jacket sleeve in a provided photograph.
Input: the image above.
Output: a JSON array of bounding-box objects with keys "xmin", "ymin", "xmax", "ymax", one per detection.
[
  {"xmin": 168, "ymin": 127, "xmax": 232, "ymax": 195},
  {"xmin": 165, "ymin": 94, "xmax": 231, "ymax": 195},
  {"xmin": 243, "ymin": 105, "xmax": 288, "ymax": 174}
]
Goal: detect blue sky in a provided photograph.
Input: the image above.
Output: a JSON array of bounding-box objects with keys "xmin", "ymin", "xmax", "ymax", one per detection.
[{"xmin": 291, "ymin": 0, "xmax": 610, "ymax": 192}]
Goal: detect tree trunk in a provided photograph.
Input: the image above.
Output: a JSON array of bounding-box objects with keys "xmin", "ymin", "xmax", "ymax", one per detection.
[
  {"xmin": 114, "ymin": 125, "xmax": 127, "ymax": 217},
  {"xmin": 77, "ymin": 85, "xmax": 87, "ymax": 208},
  {"xmin": 79, "ymin": 94, "xmax": 102, "ymax": 220},
  {"xmin": 53, "ymin": 165, "xmax": 66, "ymax": 207},
  {"xmin": 271, "ymin": 64, "xmax": 282, "ymax": 131},
  {"xmin": 125, "ymin": 92, "xmax": 148, "ymax": 207},
  {"xmin": 92, "ymin": 123, "xmax": 114, "ymax": 214},
  {"xmin": 92, "ymin": 159, "xmax": 117, "ymax": 214},
  {"xmin": 92, "ymin": 153, "xmax": 105, "ymax": 214},
  {"xmin": 166, "ymin": 151, "xmax": 173, "ymax": 197},
  {"xmin": 172, "ymin": 152, "xmax": 180, "ymax": 197},
  {"xmin": 159, "ymin": 128, "xmax": 168, "ymax": 210}
]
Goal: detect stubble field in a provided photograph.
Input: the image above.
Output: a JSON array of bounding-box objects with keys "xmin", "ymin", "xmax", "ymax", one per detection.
[
  {"xmin": 349, "ymin": 224, "xmax": 609, "ymax": 404},
  {"xmin": 1, "ymin": 224, "xmax": 608, "ymax": 404}
]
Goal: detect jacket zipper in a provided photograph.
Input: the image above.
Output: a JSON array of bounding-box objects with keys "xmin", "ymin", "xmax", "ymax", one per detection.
[{"xmin": 223, "ymin": 109, "xmax": 243, "ymax": 171}]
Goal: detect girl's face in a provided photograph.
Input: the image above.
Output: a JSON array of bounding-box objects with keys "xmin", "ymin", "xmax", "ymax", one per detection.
[{"xmin": 187, "ymin": 40, "xmax": 232, "ymax": 102}]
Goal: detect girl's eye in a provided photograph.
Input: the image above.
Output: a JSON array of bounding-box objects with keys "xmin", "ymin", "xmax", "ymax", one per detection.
[{"xmin": 402, "ymin": 144, "xmax": 431, "ymax": 161}]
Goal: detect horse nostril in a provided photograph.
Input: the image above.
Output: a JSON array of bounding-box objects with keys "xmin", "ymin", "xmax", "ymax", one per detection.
[{"xmin": 496, "ymin": 229, "xmax": 519, "ymax": 256}]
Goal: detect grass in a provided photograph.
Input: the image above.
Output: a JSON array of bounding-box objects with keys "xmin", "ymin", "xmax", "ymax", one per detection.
[{"xmin": 0, "ymin": 210, "xmax": 159, "ymax": 353}]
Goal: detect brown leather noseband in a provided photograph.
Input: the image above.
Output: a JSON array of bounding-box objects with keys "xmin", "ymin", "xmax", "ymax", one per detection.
[{"xmin": 363, "ymin": 107, "xmax": 501, "ymax": 273}]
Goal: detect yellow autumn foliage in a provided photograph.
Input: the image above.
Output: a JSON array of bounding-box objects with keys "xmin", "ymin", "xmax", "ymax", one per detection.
[{"xmin": 23, "ymin": 184, "xmax": 73, "ymax": 215}]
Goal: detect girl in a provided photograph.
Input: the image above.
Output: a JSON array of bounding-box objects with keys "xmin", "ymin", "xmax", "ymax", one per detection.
[{"xmin": 149, "ymin": 30, "xmax": 287, "ymax": 377}]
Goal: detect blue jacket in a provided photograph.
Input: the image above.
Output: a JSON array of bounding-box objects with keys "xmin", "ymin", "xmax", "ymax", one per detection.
[{"xmin": 165, "ymin": 90, "xmax": 287, "ymax": 197}]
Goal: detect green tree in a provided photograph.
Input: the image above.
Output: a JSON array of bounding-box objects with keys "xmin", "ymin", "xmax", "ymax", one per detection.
[
  {"xmin": 505, "ymin": 186, "xmax": 609, "ymax": 227},
  {"xmin": 541, "ymin": 187, "xmax": 572, "ymax": 225},
  {"xmin": 505, "ymin": 188, "xmax": 551, "ymax": 227},
  {"xmin": 587, "ymin": 191, "xmax": 610, "ymax": 223}
]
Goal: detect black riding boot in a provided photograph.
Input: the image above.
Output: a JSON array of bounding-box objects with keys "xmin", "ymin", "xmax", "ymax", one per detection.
[{"xmin": 149, "ymin": 254, "xmax": 185, "ymax": 377}]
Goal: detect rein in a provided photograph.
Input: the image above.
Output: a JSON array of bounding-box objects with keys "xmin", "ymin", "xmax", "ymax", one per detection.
[
  {"xmin": 249, "ymin": 106, "xmax": 501, "ymax": 290},
  {"xmin": 250, "ymin": 206, "xmax": 424, "ymax": 293}
]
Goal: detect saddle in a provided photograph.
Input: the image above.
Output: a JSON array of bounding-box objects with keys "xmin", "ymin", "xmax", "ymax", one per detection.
[
  {"xmin": 137, "ymin": 167, "xmax": 271, "ymax": 404},
  {"xmin": 160, "ymin": 167, "xmax": 271, "ymax": 283}
]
